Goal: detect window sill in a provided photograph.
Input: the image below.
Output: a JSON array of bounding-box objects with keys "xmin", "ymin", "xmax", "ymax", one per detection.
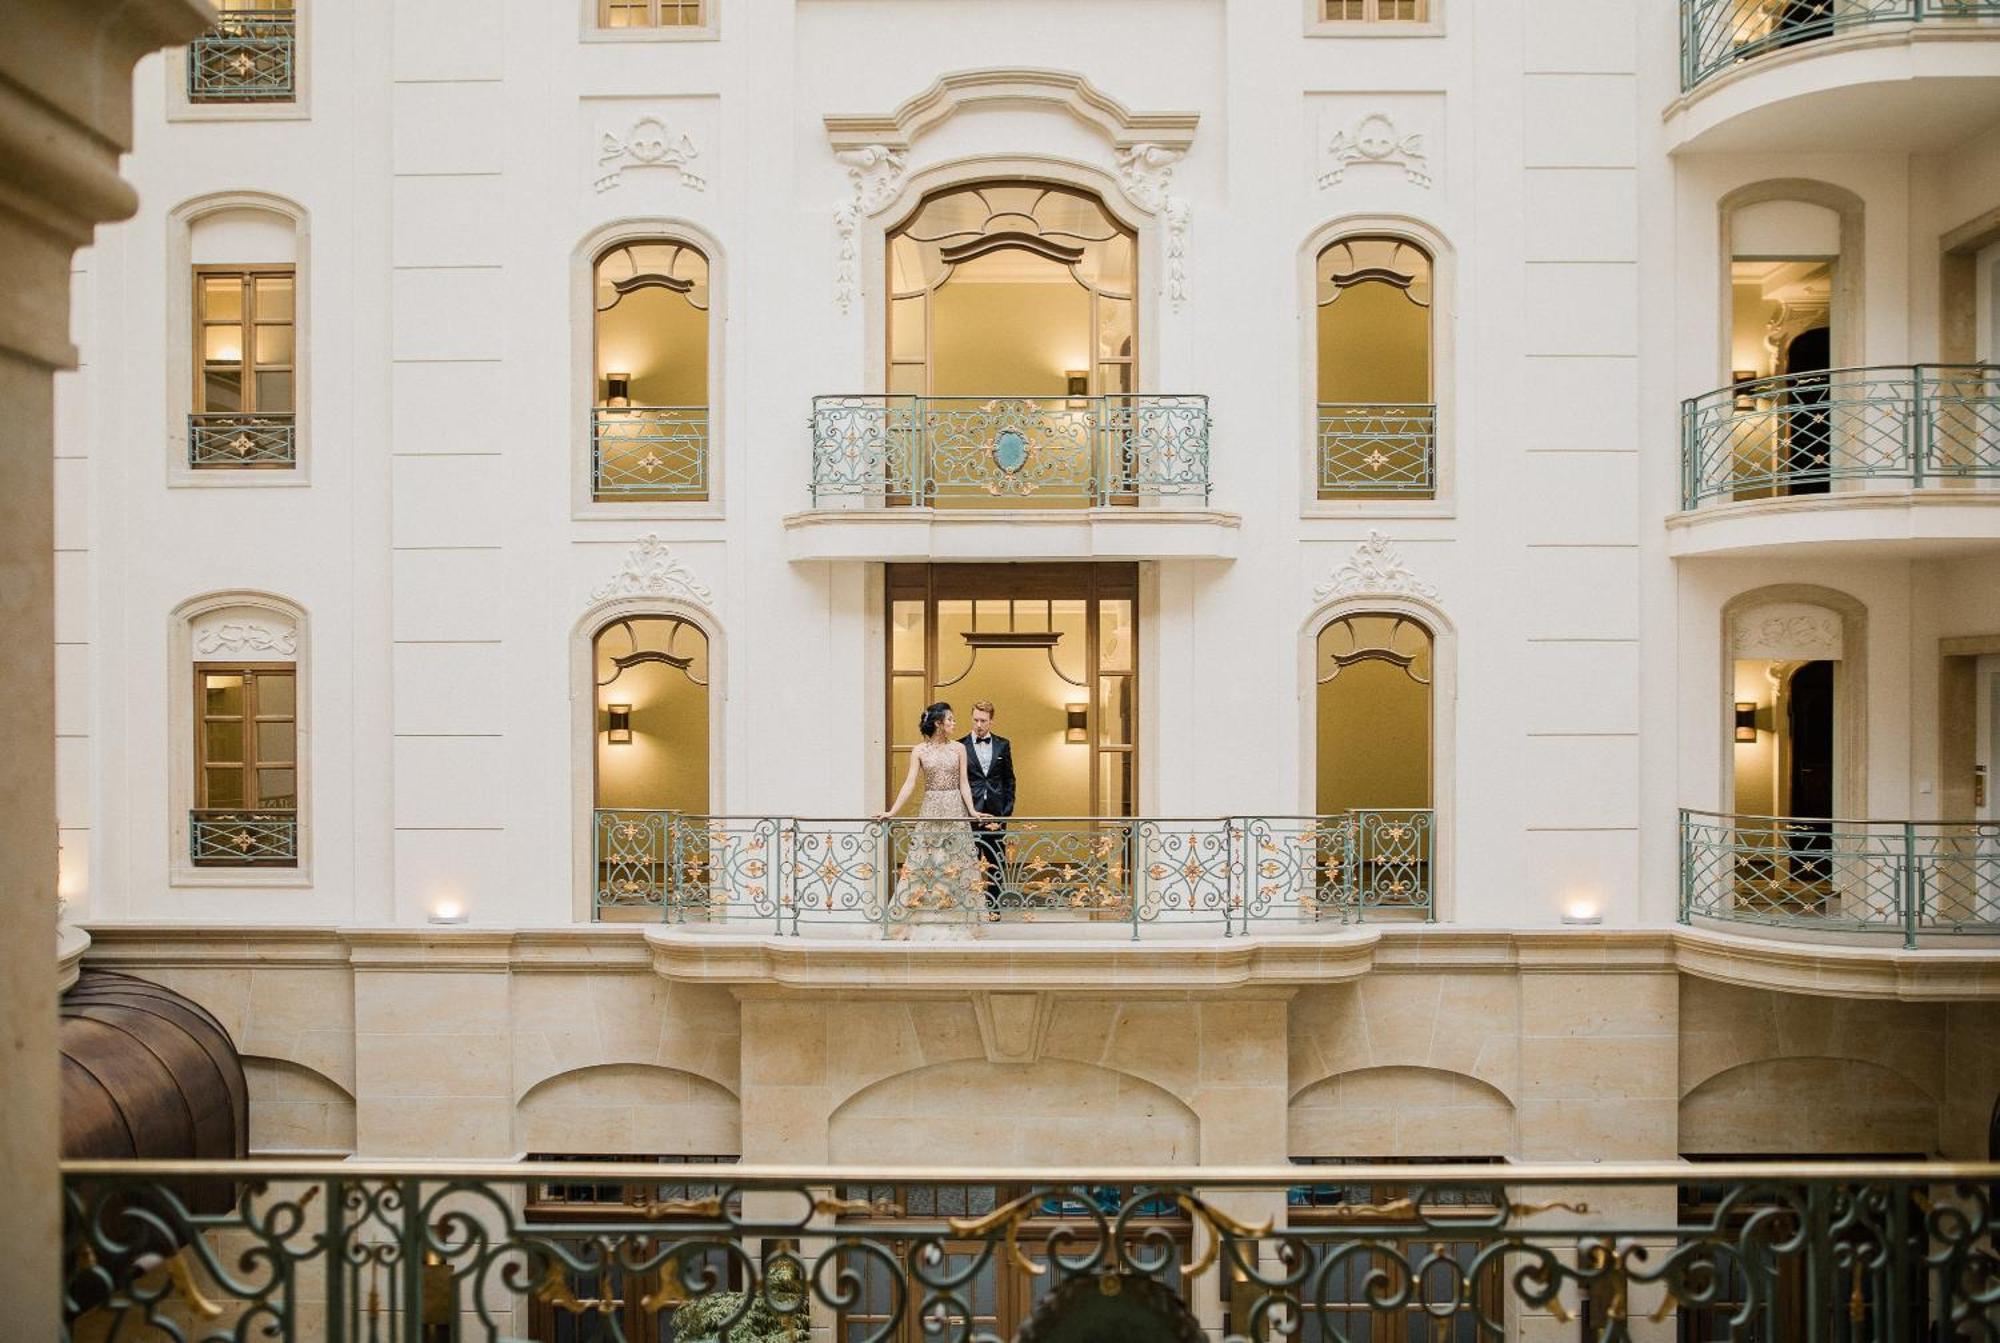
[
  {"xmin": 1305, "ymin": 20, "xmax": 1445, "ymax": 38},
  {"xmin": 170, "ymin": 868, "xmax": 313, "ymax": 890},
  {"xmin": 580, "ymin": 25, "xmax": 719, "ymax": 43},
  {"xmin": 1301, "ymin": 501, "xmax": 1455, "ymax": 521}
]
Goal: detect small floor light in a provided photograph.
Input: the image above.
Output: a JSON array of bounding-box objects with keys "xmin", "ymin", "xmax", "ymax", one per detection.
[
  {"xmin": 429, "ymin": 899, "xmax": 467, "ymax": 926},
  {"xmin": 1734, "ymin": 701, "xmax": 1758, "ymax": 744},
  {"xmin": 1065, "ymin": 703, "xmax": 1088, "ymax": 743},
  {"xmin": 606, "ymin": 703, "xmax": 633, "ymax": 745},
  {"xmin": 1561, "ymin": 898, "xmax": 1602, "ymax": 926}
]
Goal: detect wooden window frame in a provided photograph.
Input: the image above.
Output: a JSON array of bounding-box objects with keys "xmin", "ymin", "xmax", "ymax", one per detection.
[
  {"xmin": 1321, "ymin": 0, "xmax": 1429, "ymax": 21},
  {"xmin": 194, "ymin": 662, "xmax": 297, "ymax": 811},
  {"xmin": 596, "ymin": 0, "xmax": 704, "ymax": 28},
  {"xmin": 193, "ymin": 264, "xmax": 296, "ymax": 415}
]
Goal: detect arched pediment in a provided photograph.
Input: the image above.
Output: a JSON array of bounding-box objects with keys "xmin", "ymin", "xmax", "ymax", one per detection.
[
  {"xmin": 825, "ymin": 68, "xmax": 1198, "ymax": 156},
  {"xmin": 1680, "ymin": 1056, "xmax": 1936, "ymax": 1156}
]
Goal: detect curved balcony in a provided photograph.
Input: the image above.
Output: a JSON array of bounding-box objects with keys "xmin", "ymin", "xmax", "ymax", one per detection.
[
  {"xmin": 593, "ymin": 810, "xmax": 1435, "ymax": 935},
  {"xmin": 786, "ymin": 394, "xmax": 1237, "ymax": 561},
  {"xmin": 1670, "ymin": 364, "xmax": 2000, "ymax": 556},
  {"xmin": 1671, "ymin": 1, "xmax": 2000, "ymax": 153},
  {"xmin": 1679, "ymin": 808, "xmax": 2000, "ymax": 948}
]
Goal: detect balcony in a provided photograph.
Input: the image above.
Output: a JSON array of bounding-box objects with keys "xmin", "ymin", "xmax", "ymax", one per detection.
[
  {"xmin": 187, "ymin": 413, "xmax": 296, "ymax": 469},
  {"xmin": 189, "ymin": 808, "xmax": 298, "ymax": 867},
  {"xmin": 1317, "ymin": 402, "xmax": 1436, "ymax": 498},
  {"xmin": 1670, "ymin": 364, "xmax": 2000, "ymax": 556},
  {"xmin": 1671, "ymin": 0, "xmax": 2000, "ymax": 153},
  {"xmin": 186, "ymin": 9, "xmax": 296, "ymax": 103},
  {"xmin": 787, "ymin": 394, "xmax": 1237, "ymax": 561},
  {"xmin": 1680, "ymin": 808, "xmax": 2000, "ymax": 947},
  {"xmin": 592, "ymin": 406, "xmax": 708, "ymax": 501},
  {"xmin": 593, "ymin": 810, "xmax": 1435, "ymax": 934},
  {"xmin": 61, "ymin": 1159, "xmax": 2000, "ymax": 1340}
]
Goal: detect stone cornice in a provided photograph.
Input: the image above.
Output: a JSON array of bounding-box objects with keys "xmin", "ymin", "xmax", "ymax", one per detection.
[
  {"xmin": 824, "ymin": 68, "xmax": 1198, "ymax": 154},
  {"xmin": 1672, "ymin": 925, "xmax": 2000, "ymax": 1002}
]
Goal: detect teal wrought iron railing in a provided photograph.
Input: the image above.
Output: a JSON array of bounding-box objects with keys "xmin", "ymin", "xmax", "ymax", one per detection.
[
  {"xmin": 592, "ymin": 406, "xmax": 708, "ymax": 500},
  {"xmin": 1682, "ymin": 0, "xmax": 2000, "ymax": 94},
  {"xmin": 594, "ymin": 810, "xmax": 1434, "ymax": 933},
  {"xmin": 190, "ymin": 809, "xmax": 299, "ymax": 866},
  {"xmin": 1680, "ymin": 808, "xmax": 2000, "ymax": 947},
  {"xmin": 59, "ymin": 1158, "xmax": 2000, "ymax": 1340},
  {"xmin": 809, "ymin": 394, "xmax": 1210, "ymax": 506},
  {"xmin": 188, "ymin": 413, "xmax": 296, "ymax": 469},
  {"xmin": 1317, "ymin": 403, "xmax": 1436, "ymax": 496},
  {"xmin": 1680, "ymin": 363, "xmax": 2000, "ymax": 510},
  {"xmin": 186, "ymin": 8, "xmax": 297, "ymax": 102}
]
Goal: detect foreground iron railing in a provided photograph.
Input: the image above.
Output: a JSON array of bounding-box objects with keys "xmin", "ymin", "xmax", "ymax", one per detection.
[
  {"xmin": 59, "ymin": 1159, "xmax": 2000, "ymax": 1341},
  {"xmin": 809, "ymin": 394, "xmax": 1211, "ymax": 506},
  {"xmin": 1682, "ymin": 0, "xmax": 2000, "ymax": 93},
  {"xmin": 186, "ymin": 8, "xmax": 297, "ymax": 102},
  {"xmin": 1317, "ymin": 402, "xmax": 1436, "ymax": 497},
  {"xmin": 190, "ymin": 809, "xmax": 299, "ymax": 866},
  {"xmin": 592, "ymin": 406, "xmax": 708, "ymax": 500},
  {"xmin": 593, "ymin": 811, "xmax": 1435, "ymax": 933},
  {"xmin": 1680, "ymin": 363, "xmax": 2000, "ymax": 509},
  {"xmin": 1680, "ymin": 808, "xmax": 2000, "ymax": 947},
  {"xmin": 188, "ymin": 413, "xmax": 296, "ymax": 469}
]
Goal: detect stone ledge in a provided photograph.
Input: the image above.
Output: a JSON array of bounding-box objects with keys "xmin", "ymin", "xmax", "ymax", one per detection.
[
  {"xmin": 55, "ymin": 922, "xmax": 91, "ymax": 992},
  {"xmin": 781, "ymin": 507, "xmax": 1242, "ymax": 562}
]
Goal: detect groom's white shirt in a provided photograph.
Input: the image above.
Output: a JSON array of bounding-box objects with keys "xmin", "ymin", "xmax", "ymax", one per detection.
[{"xmin": 972, "ymin": 734, "xmax": 994, "ymax": 772}]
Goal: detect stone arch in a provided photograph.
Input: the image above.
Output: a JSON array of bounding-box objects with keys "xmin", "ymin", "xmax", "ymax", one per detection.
[
  {"xmin": 1290, "ymin": 1064, "xmax": 1512, "ymax": 1159},
  {"xmin": 1718, "ymin": 582, "xmax": 1867, "ymax": 818},
  {"xmin": 517, "ymin": 1062, "xmax": 740, "ymax": 1156},
  {"xmin": 569, "ymin": 216, "xmax": 728, "ymax": 514},
  {"xmin": 242, "ymin": 1054, "xmax": 354, "ymax": 1155},
  {"xmin": 1717, "ymin": 178, "xmax": 1865, "ymax": 379},
  {"xmin": 829, "ymin": 1058, "xmax": 1198, "ymax": 1166},
  {"xmin": 1680, "ymin": 1057, "xmax": 1936, "ymax": 1155}
]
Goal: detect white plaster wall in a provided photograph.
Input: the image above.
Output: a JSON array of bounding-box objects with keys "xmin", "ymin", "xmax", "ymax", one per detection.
[{"xmin": 54, "ymin": 0, "xmax": 2000, "ymax": 933}]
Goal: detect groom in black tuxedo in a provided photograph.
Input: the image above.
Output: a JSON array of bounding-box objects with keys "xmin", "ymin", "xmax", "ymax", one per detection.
[{"xmin": 961, "ymin": 701, "xmax": 1016, "ymax": 912}]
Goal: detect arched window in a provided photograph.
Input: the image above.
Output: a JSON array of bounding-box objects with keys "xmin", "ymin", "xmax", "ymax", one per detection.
[
  {"xmin": 1316, "ymin": 237, "xmax": 1434, "ymax": 498},
  {"xmin": 592, "ymin": 614, "xmax": 710, "ymax": 814},
  {"xmin": 591, "ymin": 239, "xmax": 710, "ymax": 501},
  {"xmin": 1315, "ymin": 612, "xmax": 1432, "ymax": 816},
  {"xmin": 188, "ymin": 206, "xmax": 299, "ymax": 472}
]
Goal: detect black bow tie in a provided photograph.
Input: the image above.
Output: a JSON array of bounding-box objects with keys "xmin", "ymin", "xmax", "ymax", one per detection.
[{"xmin": 974, "ymin": 737, "xmax": 991, "ymax": 744}]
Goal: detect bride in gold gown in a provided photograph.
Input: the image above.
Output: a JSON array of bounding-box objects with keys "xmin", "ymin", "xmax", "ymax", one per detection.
[{"xmin": 875, "ymin": 702, "xmax": 990, "ymax": 937}]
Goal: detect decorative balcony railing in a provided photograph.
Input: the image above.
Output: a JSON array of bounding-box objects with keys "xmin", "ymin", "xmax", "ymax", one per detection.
[
  {"xmin": 1680, "ymin": 808, "xmax": 2000, "ymax": 947},
  {"xmin": 60, "ymin": 1158, "xmax": 2000, "ymax": 1341},
  {"xmin": 592, "ymin": 406, "xmax": 708, "ymax": 501},
  {"xmin": 1682, "ymin": 0, "xmax": 2000, "ymax": 94},
  {"xmin": 809, "ymin": 394, "xmax": 1211, "ymax": 507},
  {"xmin": 186, "ymin": 8, "xmax": 296, "ymax": 102},
  {"xmin": 594, "ymin": 810, "xmax": 1434, "ymax": 933},
  {"xmin": 1680, "ymin": 364, "xmax": 2000, "ymax": 510},
  {"xmin": 190, "ymin": 809, "xmax": 299, "ymax": 866},
  {"xmin": 187, "ymin": 413, "xmax": 296, "ymax": 469},
  {"xmin": 1317, "ymin": 402, "xmax": 1436, "ymax": 497}
]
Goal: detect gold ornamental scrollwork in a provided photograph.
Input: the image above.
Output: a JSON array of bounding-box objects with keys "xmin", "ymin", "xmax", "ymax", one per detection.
[
  {"xmin": 1174, "ymin": 1193, "xmax": 1272, "ymax": 1281},
  {"xmin": 949, "ymin": 1192, "xmax": 1047, "ymax": 1277}
]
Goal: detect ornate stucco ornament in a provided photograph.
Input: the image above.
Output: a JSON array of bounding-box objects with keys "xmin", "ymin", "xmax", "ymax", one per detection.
[
  {"xmin": 596, "ymin": 115, "xmax": 707, "ymax": 194},
  {"xmin": 1115, "ymin": 143, "xmax": 1191, "ymax": 310},
  {"xmin": 832, "ymin": 144, "xmax": 907, "ymax": 312},
  {"xmin": 590, "ymin": 535, "xmax": 716, "ymax": 607},
  {"xmin": 192, "ymin": 621, "xmax": 297, "ymax": 657},
  {"xmin": 1731, "ymin": 605, "xmax": 1842, "ymax": 660},
  {"xmin": 1320, "ymin": 111, "xmax": 1430, "ymax": 189},
  {"xmin": 1313, "ymin": 530, "xmax": 1439, "ymax": 602}
]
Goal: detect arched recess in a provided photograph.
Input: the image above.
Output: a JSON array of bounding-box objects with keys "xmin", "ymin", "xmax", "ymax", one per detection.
[
  {"xmin": 517, "ymin": 1063, "xmax": 741, "ymax": 1156},
  {"xmin": 570, "ymin": 217, "xmax": 726, "ymax": 514},
  {"xmin": 169, "ymin": 589, "xmax": 310, "ymax": 887},
  {"xmin": 167, "ymin": 191, "xmax": 311, "ymax": 486},
  {"xmin": 242, "ymin": 1055, "xmax": 355, "ymax": 1154},
  {"xmin": 829, "ymin": 1058, "xmax": 1198, "ymax": 1166},
  {"xmin": 1290, "ymin": 1065, "xmax": 1512, "ymax": 1159},
  {"xmin": 1680, "ymin": 1057, "xmax": 1936, "ymax": 1155},
  {"xmin": 569, "ymin": 592, "xmax": 725, "ymax": 920},
  {"xmin": 1717, "ymin": 179, "xmax": 1864, "ymax": 384},
  {"xmin": 1301, "ymin": 215, "xmax": 1456, "ymax": 510},
  {"xmin": 1720, "ymin": 583, "xmax": 1867, "ymax": 821},
  {"xmin": 1298, "ymin": 592, "xmax": 1456, "ymax": 917}
]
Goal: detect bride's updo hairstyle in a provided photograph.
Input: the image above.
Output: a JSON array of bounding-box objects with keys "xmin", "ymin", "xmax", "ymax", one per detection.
[{"xmin": 919, "ymin": 701, "xmax": 953, "ymax": 740}]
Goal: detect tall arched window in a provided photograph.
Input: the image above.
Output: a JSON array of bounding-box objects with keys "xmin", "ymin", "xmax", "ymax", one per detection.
[
  {"xmin": 1316, "ymin": 237, "xmax": 1434, "ymax": 499},
  {"xmin": 1315, "ymin": 613, "xmax": 1432, "ymax": 816},
  {"xmin": 592, "ymin": 614, "xmax": 710, "ymax": 814},
  {"xmin": 592, "ymin": 239, "xmax": 710, "ymax": 501}
]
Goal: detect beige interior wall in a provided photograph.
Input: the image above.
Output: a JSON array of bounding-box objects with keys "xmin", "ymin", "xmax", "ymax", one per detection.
[
  {"xmin": 1289, "ymin": 1065, "xmax": 1511, "ymax": 1158},
  {"xmin": 244, "ymin": 1056, "xmax": 356, "ymax": 1154},
  {"xmin": 1731, "ymin": 660, "xmax": 1776, "ymax": 815},
  {"xmin": 595, "ymin": 657, "xmax": 709, "ymax": 812},
  {"xmin": 517, "ymin": 1062, "xmax": 739, "ymax": 1154},
  {"xmin": 596, "ymin": 285, "xmax": 707, "ymax": 406},
  {"xmin": 933, "ymin": 605, "xmax": 1090, "ymax": 815},
  {"xmin": 1942, "ymin": 1002, "xmax": 2000, "ymax": 1158},
  {"xmin": 1316, "ymin": 657, "xmax": 1430, "ymax": 814},
  {"xmin": 1317, "ymin": 281, "xmax": 1428, "ymax": 403},
  {"xmin": 1729, "ymin": 281, "xmax": 1768, "ymax": 376},
  {"xmin": 930, "ymin": 279, "xmax": 1091, "ymax": 396}
]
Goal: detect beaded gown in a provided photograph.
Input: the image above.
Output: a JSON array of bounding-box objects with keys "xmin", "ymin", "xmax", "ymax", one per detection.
[{"xmin": 888, "ymin": 740, "xmax": 986, "ymax": 937}]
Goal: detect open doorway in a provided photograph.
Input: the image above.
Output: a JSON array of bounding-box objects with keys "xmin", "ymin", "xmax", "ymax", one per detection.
[
  {"xmin": 1732, "ymin": 656, "xmax": 1837, "ymax": 906},
  {"xmin": 1728, "ymin": 258, "xmax": 1834, "ymax": 498}
]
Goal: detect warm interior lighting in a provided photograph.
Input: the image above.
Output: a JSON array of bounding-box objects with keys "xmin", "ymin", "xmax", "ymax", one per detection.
[
  {"xmin": 606, "ymin": 703, "xmax": 633, "ymax": 744},
  {"xmin": 1730, "ymin": 369, "xmax": 1758, "ymax": 411},
  {"xmin": 1734, "ymin": 701, "xmax": 1758, "ymax": 744},
  {"xmin": 1561, "ymin": 897, "xmax": 1602, "ymax": 926},
  {"xmin": 1065, "ymin": 369, "xmax": 1089, "ymax": 396},
  {"xmin": 1065, "ymin": 703, "xmax": 1088, "ymax": 744},
  {"xmin": 429, "ymin": 899, "xmax": 467, "ymax": 925},
  {"xmin": 604, "ymin": 372, "xmax": 631, "ymax": 407}
]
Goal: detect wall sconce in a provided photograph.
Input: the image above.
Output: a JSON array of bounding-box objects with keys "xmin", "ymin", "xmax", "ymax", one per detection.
[
  {"xmin": 1065, "ymin": 369, "xmax": 1089, "ymax": 397},
  {"xmin": 1731, "ymin": 369, "xmax": 1758, "ymax": 411},
  {"xmin": 1065, "ymin": 703, "xmax": 1088, "ymax": 744},
  {"xmin": 604, "ymin": 372, "xmax": 631, "ymax": 407},
  {"xmin": 1734, "ymin": 701, "xmax": 1758, "ymax": 744},
  {"xmin": 606, "ymin": 703, "xmax": 633, "ymax": 744},
  {"xmin": 1560, "ymin": 898, "xmax": 1602, "ymax": 926},
  {"xmin": 428, "ymin": 899, "xmax": 467, "ymax": 926}
]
